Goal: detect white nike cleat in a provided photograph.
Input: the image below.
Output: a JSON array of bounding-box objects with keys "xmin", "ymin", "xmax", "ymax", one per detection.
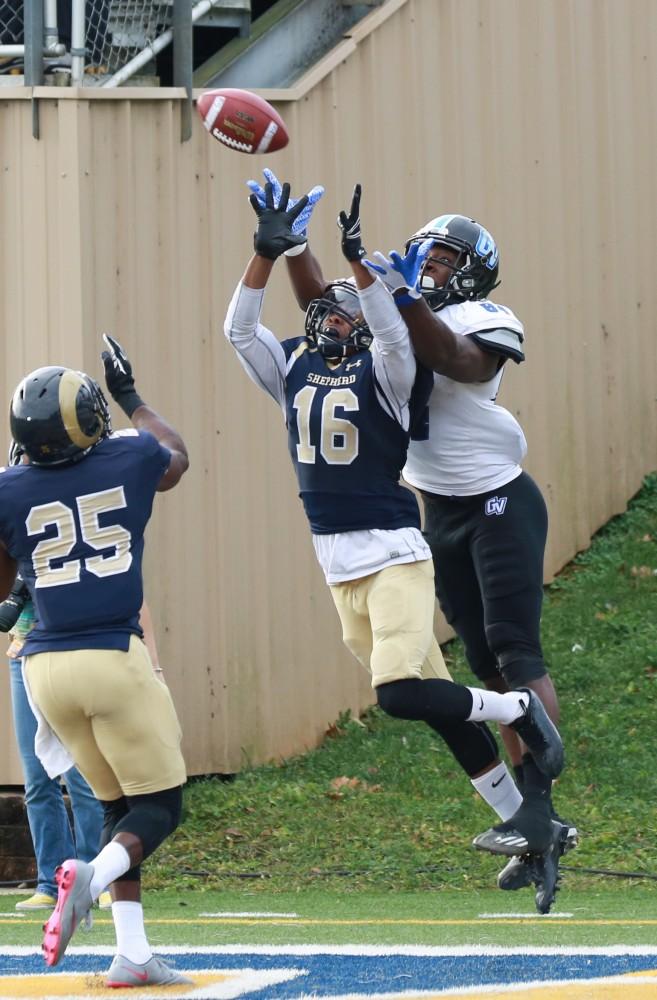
[{"xmin": 106, "ymin": 953, "xmax": 193, "ymax": 987}]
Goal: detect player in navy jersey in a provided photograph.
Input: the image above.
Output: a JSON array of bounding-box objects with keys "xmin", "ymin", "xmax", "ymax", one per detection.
[
  {"xmin": 247, "ymin": 171, "xmax": 572, "ymax": 914},
  {"xmin": 0, "ymin": 343, "xmax": 191, "ymax": 987},
  {"xmin": 225, "ymin": 178, "xmax": 563, "ymax": 883}
]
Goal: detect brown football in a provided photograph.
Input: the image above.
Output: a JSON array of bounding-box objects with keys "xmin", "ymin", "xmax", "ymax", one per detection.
[{"xmin": 197, "ymin": 88, "xmax": 289, "ymax": 154}]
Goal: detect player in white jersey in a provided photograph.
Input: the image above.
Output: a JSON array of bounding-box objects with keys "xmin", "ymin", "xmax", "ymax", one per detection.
[
  {"xmin": 363, "ymin": 214, "xmax": 577, "ymax": 911},
  {"xmin": 242, "ymin": 176, "xmax": 565, "ymax": 913}
]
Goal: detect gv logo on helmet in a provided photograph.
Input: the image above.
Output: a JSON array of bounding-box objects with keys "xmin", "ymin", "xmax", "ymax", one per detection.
[{"xmin": 475, "ymin": 227, "xmax": 499, "ymax": 270}]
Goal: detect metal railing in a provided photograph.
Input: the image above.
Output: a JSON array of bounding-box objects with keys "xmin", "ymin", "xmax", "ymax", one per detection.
[{"xmin": 1, "ymin": 1, "xmax": 216, "ymax": 139}]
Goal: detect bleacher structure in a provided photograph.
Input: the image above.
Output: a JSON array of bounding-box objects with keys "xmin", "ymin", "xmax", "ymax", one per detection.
[
  {"xmin": 0, "ymin": 0, "xmax": 383, "ymax": 87},
  {"xmin": 0, "ymin": 0, "xmax": 380, "ymax": 90},
  {"xmin": 0, "ymin": 0, "xmax": 251, "ymax": 87}
]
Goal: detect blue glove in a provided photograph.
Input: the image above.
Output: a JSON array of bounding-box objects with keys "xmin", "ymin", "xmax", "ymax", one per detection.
[
  {"xmin": 246, "ymin": 168, "xmax": 324, "ymax": 238},
  {"xmin": 363, "ymin": 239, "xmax": 434, "ymax": 298}
]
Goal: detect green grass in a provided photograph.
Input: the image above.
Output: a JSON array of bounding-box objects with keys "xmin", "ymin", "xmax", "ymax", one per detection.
[
  {"xmin": 142, "ymin": 474, "xmax": 657, "ymax": 896},
  {"xmin": 2, "ymin": 888, "xmax": 657, "ymax": 949},
  {"xmin": 3, "ymin": 480, "xmax": 657, "ymax": 969}
]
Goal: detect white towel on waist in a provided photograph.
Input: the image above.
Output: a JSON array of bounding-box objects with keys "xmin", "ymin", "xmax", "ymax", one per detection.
[{"xmin": 21, "ymin": 657, "xmax": 75, "ymax": 779}]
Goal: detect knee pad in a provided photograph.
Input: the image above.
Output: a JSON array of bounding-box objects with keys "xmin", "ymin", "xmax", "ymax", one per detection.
[
  {"xmin": 375, "ymin": 677, "xmax": 472, "ymax": 723},
  {"xmin": 100, "ymin": 797, "xmax": 129, "ymax": 849},
  {"xmin": 100, "ymin": 797, "xmax": 142, "ymax": 881},
  {"xmin": 114, "ymin": 786, "xmax": 184, "ymax": 861},
  {"xmin": 376, "ymin": 679, "xmax": 422, "ymax": 719},
  {"xmin": 485, "ymin": 620, "xmax": 547, "ymax": 686},
  {"xmin": 498, "ymin": 653, "xmax": 547, "ymax": 687},
  {"xmin": 466, "ymin": 648, "xmax": 501, "ymax": 684}
]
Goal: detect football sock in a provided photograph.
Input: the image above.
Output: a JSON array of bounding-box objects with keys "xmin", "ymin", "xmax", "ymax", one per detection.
[
  {"xmin": 89, "ymin": 842, "xmax": 131, "ymax": 900},
  {"xmin": 471, "ymin": 762, "xmax": 523, "ymax": 821},
  {"xmin": 466, "ymin": 688, "xmax": 527, "ymax": 725},
  {"xmin": 111, "ymin": 900, "xmax": 152, "ymax": 965}
]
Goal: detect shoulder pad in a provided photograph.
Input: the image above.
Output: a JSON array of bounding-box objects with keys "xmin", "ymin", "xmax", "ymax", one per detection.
[
  {"xmin": 282, "ymin": 337, "xmax": 312, "ymax": 362},
  {"xmin": 467, "ymin": 327, "xmax": 525, "ymax": 364}
]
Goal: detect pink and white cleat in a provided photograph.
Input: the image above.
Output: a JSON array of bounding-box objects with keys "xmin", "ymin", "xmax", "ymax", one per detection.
[
  {"xmin": 42, "ymin": 859, "xmax": 94, "ymax": 967},
  {"xmin": 106, "ymin": 953, "xmax": 193, "ymax": 987}
]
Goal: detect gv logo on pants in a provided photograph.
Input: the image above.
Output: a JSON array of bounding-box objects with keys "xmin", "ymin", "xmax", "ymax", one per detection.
[{"xmin": 485, "ymin": 495, "xmax": 508, "ymax": 516}]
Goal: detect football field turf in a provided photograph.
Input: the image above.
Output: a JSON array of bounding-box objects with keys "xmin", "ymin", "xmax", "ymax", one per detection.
[{"xmin": 1, "ymin": 886, "xmax": 656, "ymax": 997}]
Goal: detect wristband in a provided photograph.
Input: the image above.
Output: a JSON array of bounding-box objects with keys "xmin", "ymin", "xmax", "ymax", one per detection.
[
  {"xmin": 118, "ymin": 391, "xmax": 145, "ymax": 418},
  {"xmin": 284, "ymin": 241, "xmax": 307, "ymax": 258},
  {"xmin": 394, "ymin": 292, "xmax": 420, "ymax": 307}
]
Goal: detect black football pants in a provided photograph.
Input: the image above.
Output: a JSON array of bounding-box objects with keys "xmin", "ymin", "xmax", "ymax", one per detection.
[{"xmin": 421, "ymin": 471, "xmax": 548, "ymax": 688}]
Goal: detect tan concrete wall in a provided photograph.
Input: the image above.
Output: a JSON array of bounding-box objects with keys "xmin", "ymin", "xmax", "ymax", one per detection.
[{"xmin": 1, "ymin": 0, "xmax": 656, "ymax": 781}]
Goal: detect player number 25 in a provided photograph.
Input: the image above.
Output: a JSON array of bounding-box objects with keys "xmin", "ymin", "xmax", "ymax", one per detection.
[
  {"xmin": 293, "ymin": 386, "xmax": 359, "ymax": 465},
  {"xmin": 27, "ymin": 487, "xmax": 132, "ymax": 588}
]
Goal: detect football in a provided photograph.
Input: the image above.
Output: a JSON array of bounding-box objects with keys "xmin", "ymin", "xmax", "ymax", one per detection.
[{"xmin": 196, "ymin": 88, "xmax": 289, "ymax": 154}]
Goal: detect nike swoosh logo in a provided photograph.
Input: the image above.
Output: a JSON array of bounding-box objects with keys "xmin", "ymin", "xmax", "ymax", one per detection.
[
  {"xmin": 491, "ymin": 774, "xmax": 506, "ymax": 788},
  {"xmin": 478, "ymin": 695, "xmax": 484, "ymax": 711}
]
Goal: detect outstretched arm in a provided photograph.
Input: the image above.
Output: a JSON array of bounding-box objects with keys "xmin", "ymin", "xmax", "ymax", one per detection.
[
  {"xmin": 224, "ymin": 181, "xmax": 310, "ymax": 409},
  {"xmin": 285, "ymin": 246, "xmax": 327, "ymax": 308},
  {"xmin": 337, "ymin": 184, "xmax": 416, "ymax": 426},
  {"xmin": 101, "ymin": 335, "xmax": 189, "ymax": 492},
  {"xmin": 362, "ymin": 251, "xmax": 501, "ymax": 382}
]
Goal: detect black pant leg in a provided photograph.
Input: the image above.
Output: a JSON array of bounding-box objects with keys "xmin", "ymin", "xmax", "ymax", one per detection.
[
  {"xmin": 422, "ymin": 491, "xmax": 500, "ymax": 682},
  {"xmin": 470, "ymin": 472, "xmax": 548, "ymax": 685}
]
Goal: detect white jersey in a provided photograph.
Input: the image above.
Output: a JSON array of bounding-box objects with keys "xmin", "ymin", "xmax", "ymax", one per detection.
[{"xmin": 403, "ymin": 298, "xmax": 527, "ymax": 497}]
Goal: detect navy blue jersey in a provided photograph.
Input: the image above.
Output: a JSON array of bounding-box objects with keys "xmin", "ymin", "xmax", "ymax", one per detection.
[
  {"xmin": 282, "ymin": 338, "xmax": 432, "ymax": 534},
  {"xmin": 0, "ymin": 430, "xmax": 170, "ymax": 653}
]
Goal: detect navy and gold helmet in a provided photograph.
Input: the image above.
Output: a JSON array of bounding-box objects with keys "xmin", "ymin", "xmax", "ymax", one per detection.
[
  {"xmin": 10, "ymin": 366, "xmax": 111, "ymax": 466},
  {"xmin": 305, "ymin": 280, "xmax": 373, "ymax": 360},
  {"xmin": 406, "ymin": 214, "xmax": 500, "ymax": 310}
]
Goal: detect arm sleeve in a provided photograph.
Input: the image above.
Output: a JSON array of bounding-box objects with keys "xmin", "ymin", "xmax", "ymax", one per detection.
[
  {"xmin": 223, "ymin": 281, "xmax": 287, "ymax": 410},
  {"xmin": 358, "ymin": 278, "xmax": 416, "ymax": 429}
]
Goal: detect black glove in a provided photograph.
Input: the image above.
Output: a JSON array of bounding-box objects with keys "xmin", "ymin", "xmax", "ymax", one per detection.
[
  {"xmin": 101, "ymin": 334, "xmax": 145, "ymax": 418},
  {"xmin": 337, "ymin": 183, "xmax": 366, "ymax": 262},
  {"xmin": 0, "ymin": 574, "xmax": 30, "ymax": 633},
  {"xmin": 249, "ymin": 181, "xmax": 309, "ymax": 261}
]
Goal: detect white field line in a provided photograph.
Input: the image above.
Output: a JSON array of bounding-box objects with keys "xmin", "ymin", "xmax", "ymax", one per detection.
[
  {"xmin": 198, "ymin": 911, "xmax": 299, "ymax": 918},
  {"xmin": 3, "ymin": 944, "xmax": 657, "ymax": 957}
]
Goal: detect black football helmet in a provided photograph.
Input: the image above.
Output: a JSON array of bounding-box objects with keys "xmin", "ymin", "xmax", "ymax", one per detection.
[
  {"xmin": 10, "ymin": 366, "xmax": 111, "ymax": 466},
  {"xmin": 305, "ymin": 280, "xmax": 373, "ymax": 360},
  {"xmin": 405, "ymin": 214, "xmax": 500, "ymax": 310}
]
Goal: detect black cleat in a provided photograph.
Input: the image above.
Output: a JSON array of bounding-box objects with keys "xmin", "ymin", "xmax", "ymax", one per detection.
[
  {"xmin": 473, "ymin": 801, "xmax": 554, "ymax": 857},
  {"xmin": 509, "ymin": 688, "xmax": 565, "ymax": 779},
  {"xmin": 497, "ymin": 820, "xmax": 578, "ymax": 891},
  {"xmin": 534, "ymin": 821, "xmax": 562, "ymax": 914},
  {"xmin": 497, "ymin": 853, "xmax": 536, "ymax": 891},
  {"xmin": 473, "ymin": 824, "xmax": 548, "ymax": 857}
]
